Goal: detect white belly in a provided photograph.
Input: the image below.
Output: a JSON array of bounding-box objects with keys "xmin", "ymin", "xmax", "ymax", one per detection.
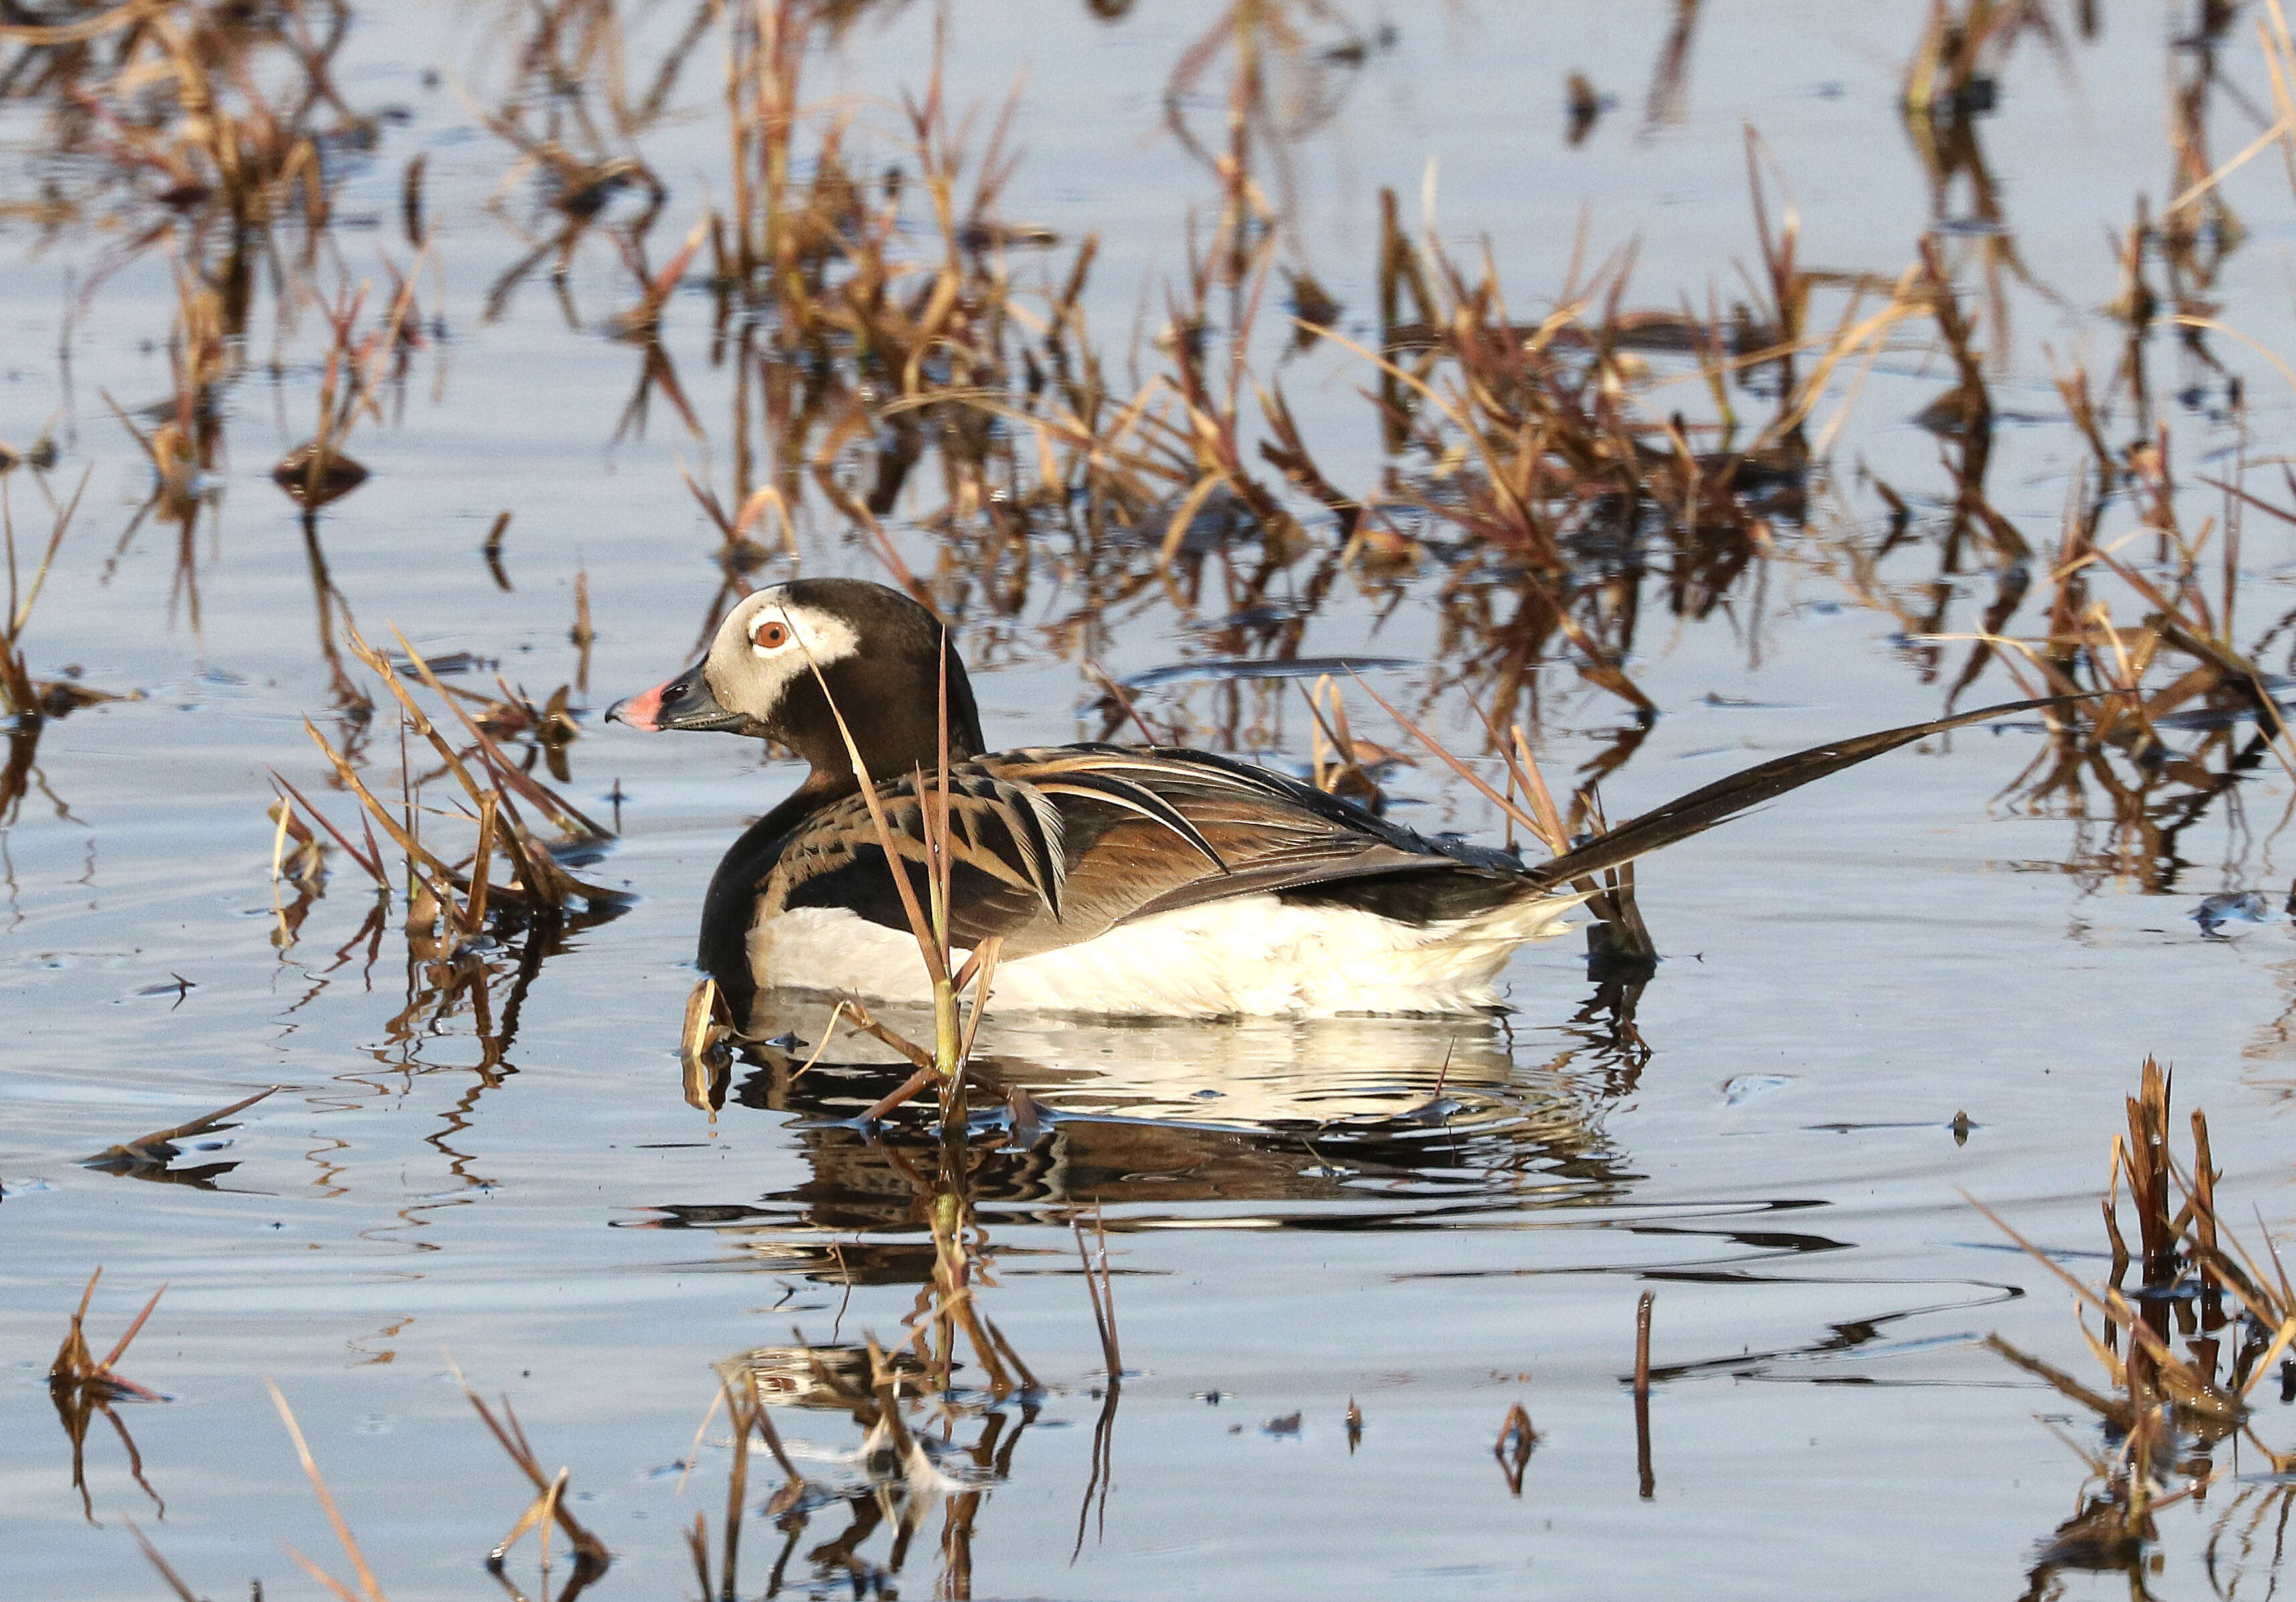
[{"xmin": 744, "ymin": 892, "xmax": 1583, "ymax": 1019}]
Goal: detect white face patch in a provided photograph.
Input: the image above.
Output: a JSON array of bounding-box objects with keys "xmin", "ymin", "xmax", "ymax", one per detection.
[{"xmin": 703, "ymin": 588, "xmax": 863, "ymax": 724}]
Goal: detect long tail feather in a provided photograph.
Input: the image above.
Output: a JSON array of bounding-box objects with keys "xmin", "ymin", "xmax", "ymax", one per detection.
[{"xmin": 1524, "ymin": 694, "xmax": 2079, "ymax": 890}]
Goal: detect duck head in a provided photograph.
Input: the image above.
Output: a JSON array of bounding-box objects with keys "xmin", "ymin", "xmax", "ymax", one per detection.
[{"xmin": 606, "ymin": 578, "xmax": 986, "ymax": 782}]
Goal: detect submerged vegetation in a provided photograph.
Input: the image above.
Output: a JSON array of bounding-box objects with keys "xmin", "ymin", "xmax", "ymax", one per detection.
[{"xmin": 11, "ymin": 0, "xmax": 2296, "ymax": 1595}]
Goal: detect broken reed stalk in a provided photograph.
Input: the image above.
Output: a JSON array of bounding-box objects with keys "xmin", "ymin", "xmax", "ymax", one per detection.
[
  {"xmin": 1634, "ymin": 1289, "xmax": 1655, "ymax": 1500},
  {"xmin": 1493, "ymin": 1402, "xmax": 1537, "ymax": 1496},
  {"xmin": 714, "ymin": 1368, "xmax": 754, "ymax": 1599},
  {"xmin": 1074, "ymin": 1211, "xmax": 1123, "ymax": 1380},
  {"xmin": 482, "ymin": 510, "xmax": 513, "ymax": 590},
  {"xmin": 49, "ymin": 1267, "xmax": 169, "ymax": 1523},
  {"xmin": 377, "ymin": 624, "xmax": 608, "ymax": 838},
  {"xmin": 268, "ymin": 786, "xmax": 331, "ymax": 935},
  {"xmin": 458, "ymin": 1381, "xmax": 610, "ymax": 1583},
  {"xmin": 82, "ymin": 1085, "xmax": 278, "ymax": 1172},
  {"xmin": 0, "ymin": 470, "xmax": 90, "ymax": 722},
  {"xmin": 674, "ymin": 1354, "xmax": 821, "ymax": 1601},
  {"xmin": 2125, "ymin": 1055, "xmax": 2178, "ymax": 1283},
  {"xmin": 268, "ymin": 1379, "xmax": 391, "ymax": 1602},
  {"xmin": 50, "ymin": 1269, "xmax": 167, "ymax": 1403},
  {"xmin": 681, "ymin": 974, "xmax": 737, "ymax": 1113},
  {"xmin": 125, "ymin": 1515, "xmax": 200, "ymax": 1602},
  {"xmin": 1977, "ymin": 1057, "xmax": 2296, "ymax": 1547},
  {"xmin": 716, "ymin": 1359, "xmax": 806, "ymax": 1485}
]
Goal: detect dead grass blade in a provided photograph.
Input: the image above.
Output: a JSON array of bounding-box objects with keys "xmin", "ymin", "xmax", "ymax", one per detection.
[
  {"xmin": 82, "ymin": 1086, "xmax": 278, "ymax": 1172},
  {"xmin": 268, "ymin": 1379, "xmax": 389, "ymax": 1602}
]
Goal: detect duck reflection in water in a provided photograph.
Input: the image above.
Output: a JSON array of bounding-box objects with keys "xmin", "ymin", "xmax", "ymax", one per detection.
[
  {"xmin": 652, "ymin": 1008, "xmax": 1633, "ymax": 1280},
  {"xmin": 644, "ymin": 1009, "xmax": 1635, "ymax": 1597}
]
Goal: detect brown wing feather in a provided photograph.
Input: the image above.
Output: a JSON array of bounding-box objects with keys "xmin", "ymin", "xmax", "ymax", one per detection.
[{"xmin": 764, "ymin": 745, "xmax": 1495, "ymax": 956}]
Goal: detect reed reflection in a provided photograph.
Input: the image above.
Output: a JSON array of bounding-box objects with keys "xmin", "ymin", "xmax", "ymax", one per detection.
[
  {"xmin": 693, "ymin": 1332, "xmax": 1035, "ymax": 1602},
  {"xmin": 646, "ymin": 1004, "xmax": 1631, "ymax": 1595},
  {"xmin": 656, "ymin": 1011, "xmax": 1630, "ymax": 1273}
]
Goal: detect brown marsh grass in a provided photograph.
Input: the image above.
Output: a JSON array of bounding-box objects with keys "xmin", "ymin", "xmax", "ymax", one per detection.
[
  {"xmin": 3, "ymin": 0, "xmax": 380, "ymax": 493},
  {"xmin": 0, "ymin": 0, "xmax": 361, "ymax": 300},
  {"xmin": 1975, "ymin": 1059, "xmax": 2296, "ymax": 1594},
  {"xmin": 1, "ymin": 472, "xmax": 102, "ymax": 824},
  {"xmin": 80, "ymin": 1084, "xmax": 277, "ymax": 1187},
  {"xmin": 521, "ymin": 0, "xmax": 1973, "ymax": 762},
  {"xmin": 458, "ymin": 1372, "xmax": 613, "ymax": 1600},
  {"xmin": 7, "ymin": 0, "xmax": 2291, "ymax": 892},
  {"xmin": 48, "ymin": 1269, "xmax": 167, "ymax": 1524},
  {"xmin": 15, "ymin": 0, "xmax": 2252, "ymax": 893},
  {"xmin": 22, "ymin": 1, "xmax": 2296, "ymax": 1591},
  {"xmin": 129, "ymin": 1371, "xmax": 615, "ymax": 1602},
  {"xmin": 270, "ymin": 622, "xmax": 629, "ymax": 1064}
]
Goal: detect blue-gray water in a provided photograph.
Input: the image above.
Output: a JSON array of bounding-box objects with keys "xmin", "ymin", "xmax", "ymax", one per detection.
[{"xmin": 5, "ymin": 4, "xmax": 2295, "ymax": 1597}]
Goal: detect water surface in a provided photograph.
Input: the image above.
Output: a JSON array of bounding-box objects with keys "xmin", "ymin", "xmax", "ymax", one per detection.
[{"xmin": 5, "ymin": 3, "xmax": 2296, "ymax": 1598}]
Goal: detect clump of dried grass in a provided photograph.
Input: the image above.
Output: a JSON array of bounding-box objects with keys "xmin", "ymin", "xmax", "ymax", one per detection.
[
  {"xmin": 269, "ymin": 620, "xmax": 626, "ymax": 1057},
  {"xmin": 280, "ymin": 622, "xmax": 620, "ymax": 933},
  {"xmin": 1974, "ymin": 1058, "xmax": 2296, "ymax": 1589},
  {"xmin": 273, "ymin": 257, "xmax": 434, "ymax": 509},
  {"xmin": 0, "ymin": 472, "xmax": 91, "ymax": 727},
  {"xmin": 5, "ymin": 1, "xmax": 442, "ymax": 634},
  {"xmin": 3, "ymin": 0, "xmax": 372, "ymax": 373},
  {"xmin": 2, "ymin": 473, "xmax": 108, "ymax": 825},
  {"xmin": 49, "ymin": 1269, "xmax": 168, "ymax": 1522},
  {"xmin": 1826, "ymin": 300, "xmax": 2296, "ymax": 898}
]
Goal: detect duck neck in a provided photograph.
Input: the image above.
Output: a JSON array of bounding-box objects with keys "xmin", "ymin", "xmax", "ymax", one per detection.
[
  {"xmin": 695, "ymin": 770, "xmax": 851, "ymax": 1028},
  {"xmin": 779, "ymin": 647, "xmax": 987, "ymax": 787}
]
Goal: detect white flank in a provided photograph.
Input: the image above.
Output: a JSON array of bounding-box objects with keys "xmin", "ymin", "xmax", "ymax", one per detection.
[{"xmin": 747, "ymin": 891, "xmax": 1587, "ymax": 1018}]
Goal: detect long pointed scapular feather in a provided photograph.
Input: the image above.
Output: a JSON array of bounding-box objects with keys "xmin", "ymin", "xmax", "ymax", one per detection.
[
  {"xmin": 1030, "ymin": 772, "xmax": 1231, "ymax": 875},
  {"xmin": 1526, "ymin": 695, "xmax": 2078, "ymax": 888}
]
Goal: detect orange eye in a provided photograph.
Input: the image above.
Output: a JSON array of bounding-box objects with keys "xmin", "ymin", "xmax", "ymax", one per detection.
[{"xmin": 753, "ymin": 619, "xmax": 792, "ymax": 650}]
